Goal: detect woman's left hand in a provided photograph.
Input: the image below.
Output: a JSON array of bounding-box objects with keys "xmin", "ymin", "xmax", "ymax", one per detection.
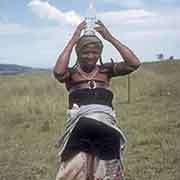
[{"xmin": 95, "ymin": 20, "xmax": 112, "ymax": 41}]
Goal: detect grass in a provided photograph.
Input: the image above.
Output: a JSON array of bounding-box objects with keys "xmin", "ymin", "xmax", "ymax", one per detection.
[{"xmin": 0, "ymin": 60, "xmax": 179, "ymax": 180}]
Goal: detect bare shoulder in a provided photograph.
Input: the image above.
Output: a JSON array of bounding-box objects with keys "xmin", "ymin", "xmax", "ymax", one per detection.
[
  {"xmin": 54, "ymin": 67, "xmax": 76, "ymax": 83},
  {"xmin": 98, "ymin": 63, "xmax": 114, "ymax": 73}
]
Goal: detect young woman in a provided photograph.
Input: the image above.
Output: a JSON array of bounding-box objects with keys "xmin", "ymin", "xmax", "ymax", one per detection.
[{"xmin": 54, "ymin": 20, "xmax": 141, "ymax": 180}]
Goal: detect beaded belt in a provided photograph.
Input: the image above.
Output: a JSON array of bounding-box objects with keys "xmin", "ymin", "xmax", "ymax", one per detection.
[{"xmin": 69, "ymin": 80, "xmax": 110, "ymax": 93}]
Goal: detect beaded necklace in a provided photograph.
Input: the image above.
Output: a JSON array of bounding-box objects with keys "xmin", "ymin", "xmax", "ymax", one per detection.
[{"xmin": 77, "ymin": 65, "xmax": 99, "ymax": 89}]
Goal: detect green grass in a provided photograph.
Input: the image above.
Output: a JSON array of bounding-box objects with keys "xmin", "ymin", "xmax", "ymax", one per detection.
[{"xmin": 0, "ymin": 60, "xmax": 179, "ymax": 180}]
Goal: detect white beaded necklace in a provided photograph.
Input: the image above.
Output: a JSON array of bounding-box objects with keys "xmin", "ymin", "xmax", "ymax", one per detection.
[
  {"xmin": 77, "ymin": 65, "xmax": 99, "ymax": 89},
  {"xmin": 77, "ymin": 65, "xmax": 99, "ymax": 80}
]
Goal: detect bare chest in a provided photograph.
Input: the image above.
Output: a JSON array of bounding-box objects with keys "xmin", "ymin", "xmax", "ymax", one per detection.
[{"xmin": 70, "ymin": 71, "xmax": 109, "ymax": 84}]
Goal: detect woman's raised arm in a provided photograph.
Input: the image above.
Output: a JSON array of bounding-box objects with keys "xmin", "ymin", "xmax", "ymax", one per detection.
[
  {"xmin": 53, "ymin": 21, "xmax": 86, "ymax": 76},
  {"xmin": 95, "ymin": 20, "xmax": 141, "ymax": 75}
]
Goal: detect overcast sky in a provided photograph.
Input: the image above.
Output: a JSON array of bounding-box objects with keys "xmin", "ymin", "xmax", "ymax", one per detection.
[{"xmin": 0, "ymin": 0, "xmax": 180, "ymax": 68}]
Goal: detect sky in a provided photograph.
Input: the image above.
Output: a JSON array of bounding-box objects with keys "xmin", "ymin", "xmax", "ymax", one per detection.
[{"xmin": 0, "ymin": 0, "xmax": 180, "ymax": 68}]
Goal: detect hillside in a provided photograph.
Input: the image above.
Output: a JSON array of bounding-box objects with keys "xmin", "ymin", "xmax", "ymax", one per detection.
[
  {"xmin": 0, "ymin": 60, "xmax": 179, "ymax": 180},
  {"xmin": 142, "ymin": 59, "xmax": 180, "ymax": 74},
  {"xmin": 0, "ymin": 64, "xmax": 49, "ymax": 75}
]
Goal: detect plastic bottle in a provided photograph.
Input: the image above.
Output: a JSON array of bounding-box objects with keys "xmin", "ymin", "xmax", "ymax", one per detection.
[{"xmin": 84, "ymin": 1, "xmax": 96, "ymax": 35}]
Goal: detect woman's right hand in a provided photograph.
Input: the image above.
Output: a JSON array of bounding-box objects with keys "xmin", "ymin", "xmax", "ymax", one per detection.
[{"xmin": 71, "ymin": 21, "xmax": 86, "ymax": 44}]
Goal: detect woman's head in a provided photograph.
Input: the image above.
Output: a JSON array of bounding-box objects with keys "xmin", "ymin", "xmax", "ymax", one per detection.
[{"xmin": 75, "ymin": 35, "xmax": 103, "ymax": 68}]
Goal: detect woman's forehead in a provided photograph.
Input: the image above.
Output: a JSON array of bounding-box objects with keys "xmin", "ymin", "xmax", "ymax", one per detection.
[{"xmin": 82, "ymin": 43, "xmax": 101, "ymax": 50}]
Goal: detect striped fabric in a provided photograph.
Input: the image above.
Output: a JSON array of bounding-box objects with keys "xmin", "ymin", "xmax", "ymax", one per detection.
[{"xmin": 55, "ymin": 104, "xmax": 127, "ymax": 180}]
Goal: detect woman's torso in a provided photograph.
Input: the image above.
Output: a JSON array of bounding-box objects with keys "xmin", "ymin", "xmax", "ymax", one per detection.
[{"xmin": 64, "ymin": 65, "xmax": 114, "ymax": 109}]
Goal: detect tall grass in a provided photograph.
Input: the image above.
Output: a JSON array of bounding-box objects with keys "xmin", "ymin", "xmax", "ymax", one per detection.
[{"xmin": 0, "ymin": 61, "xmax": 179, "ymax": 180}]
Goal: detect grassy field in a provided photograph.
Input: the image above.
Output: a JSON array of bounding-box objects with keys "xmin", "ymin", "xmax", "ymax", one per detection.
[{"xmin": 0, "ymin": 60, "xmax": 180, "ymax": 180}]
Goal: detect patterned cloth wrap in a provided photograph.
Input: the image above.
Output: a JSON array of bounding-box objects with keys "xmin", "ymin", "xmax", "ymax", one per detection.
[{"xmin": 55, "ymin": 104, "xmax": 127, "ymax": 180}]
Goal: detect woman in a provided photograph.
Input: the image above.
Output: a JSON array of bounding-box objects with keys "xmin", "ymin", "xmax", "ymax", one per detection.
[{"xmin": 54, "ymin": 20, "xmax": 141, "ymax": 180}]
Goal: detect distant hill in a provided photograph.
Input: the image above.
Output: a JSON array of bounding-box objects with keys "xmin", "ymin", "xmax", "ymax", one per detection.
[
  {"xmin": 1, "ymin": 60, "xmax": 179, "ymax": 75},
  {"xmin": 142, "ymin": 59, "xmax": 180, "ymax": 74},
  {"xmin": 0, "ymin": 64, "xmax": 49, "ymax": 75}
]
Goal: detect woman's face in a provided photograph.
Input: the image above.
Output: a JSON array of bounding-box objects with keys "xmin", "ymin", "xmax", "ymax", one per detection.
[{"xmin": 78, "ymin": 43, "xmax": 101, "ymax": 69}]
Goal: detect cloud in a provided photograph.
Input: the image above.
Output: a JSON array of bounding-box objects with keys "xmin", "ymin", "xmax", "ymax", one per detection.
[
  {"xmin": 98, "ymin": 9, "xmax": 156, "ymax": 27},
  {"xmin": 98, "ymin": 8, "xmax": 180, "ymax": 31},
  {"xmin": 0, "ymin": 14, "xmax": 9, "ymax": 23},
  {"xmin": 0, "ymin": 20, "xmax": 73, "ymax": 67},
  {"xmin": 28, "ymin": 0, "xmax": 82, "ymax": 26},
  {"xmin": 103, "ymin": 0, "xmax": 144, "ymax": 8},
  {"xmin": 0, "ymin": 21, "xmax": 30, "ymax": 35},
  {"xmin": 99, "ymin": 9, "xmax": 155, "ymax": 21}
]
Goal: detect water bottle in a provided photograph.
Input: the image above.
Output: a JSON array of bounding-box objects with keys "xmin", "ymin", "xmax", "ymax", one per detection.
[{"xmin": 84, "ymin": 2, "xmax": 96, "ymax": 35}]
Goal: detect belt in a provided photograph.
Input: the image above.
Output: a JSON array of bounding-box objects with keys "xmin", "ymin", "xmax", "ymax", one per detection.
[{"xmin": 69, "ymin": 80, "xmax": 110, "ymax": 93}]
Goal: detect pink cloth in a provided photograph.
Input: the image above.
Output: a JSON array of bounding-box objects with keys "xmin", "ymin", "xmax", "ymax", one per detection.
[{"xmin": 55, "ymin": 152, "xmax": 124, "ymax": 180}]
